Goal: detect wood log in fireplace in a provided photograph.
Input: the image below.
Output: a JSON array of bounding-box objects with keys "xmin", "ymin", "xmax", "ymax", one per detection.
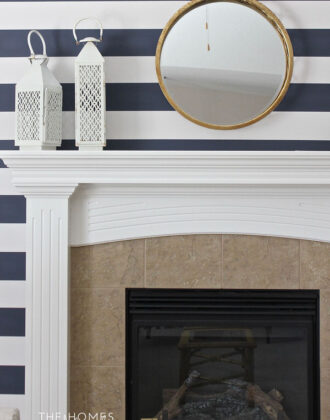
[
  {"xmin": 268, "ymin": 388, "xmax": 284, "ymax": 403},
  {"xmin": 160, "ymin": 381, "xmax": 290, "ymax": 420},
  {"xmin": 246, "ymin": 384, "xmax": 290, "ymax": 420},
  {"xmin": 155, "ymin": 371, "xmax": 200, "ymax": 420}
]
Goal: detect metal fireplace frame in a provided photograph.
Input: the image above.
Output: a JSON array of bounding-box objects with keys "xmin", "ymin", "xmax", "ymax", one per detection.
[{"xmin": 126, "ymin": 288, "xmax": 320, "ymax": 420}]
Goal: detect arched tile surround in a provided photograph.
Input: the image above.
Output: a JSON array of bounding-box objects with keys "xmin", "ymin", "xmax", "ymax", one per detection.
[{"xmin": 70, "ymin": 234, "xmax": 330, "ymax": 419}]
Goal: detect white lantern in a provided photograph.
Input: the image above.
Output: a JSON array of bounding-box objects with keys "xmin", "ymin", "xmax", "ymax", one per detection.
[
  {"xmin": 15, "ymin": 30, "xmax": 62, "ymax": 150},
  {"xmin": 73, "ymin": 18, "xmax": 106, "ymax": 151}
]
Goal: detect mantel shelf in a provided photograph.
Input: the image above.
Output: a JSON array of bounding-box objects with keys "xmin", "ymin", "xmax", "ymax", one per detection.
[{"xmin": 3, "ymin": 150, "xmax": 330, "ymax": 189}]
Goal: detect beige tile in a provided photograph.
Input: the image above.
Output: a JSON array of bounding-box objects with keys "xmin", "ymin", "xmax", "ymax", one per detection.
[
  {"xmin": 301, "ymin": 241, "xmax": 330, "ymax": 289},
  {"xmin": 71, "ymin": 246, "xmax": 91, "ymax": 288},
  {"xmin": 70, "ymin": 366, "xmax": 125, "ymax": 420},
  {"xmin": 91, "ymin": 240, "xmax": 144, "ymax": 288},
  {"xmin": 223, "ymin": 235, "xmax": 299, "ymax": 289},
  {"xmin": 72, "ymin": 240, "xmax": 144, "ymax": 288},
  {"xmin": 321, "ymin": 368, "xmax": 330, "ymax": 419},
  {"xmin": 71, "ymin": 288, "xmax": 125, "ymax": 366},
  {"xmin": 320, "ymin": 290, "xmax": 330, "ymax": 370},
  {"xmin": 146, "ymin": 235, "xmax": 221, "ymax": 288}
]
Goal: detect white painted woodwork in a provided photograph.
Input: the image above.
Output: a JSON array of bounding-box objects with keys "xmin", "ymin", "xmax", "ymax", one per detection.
[
  {"xmin": 24, "ymin": 192, "xmax": 76, "ymax": 420},
  {"xmin": 0, "ymin": 170, "xmax": 77, "ymax": 420},
  {"xmin": 2, "ymin": 150, "xmax": 330, "ymax": 419}
]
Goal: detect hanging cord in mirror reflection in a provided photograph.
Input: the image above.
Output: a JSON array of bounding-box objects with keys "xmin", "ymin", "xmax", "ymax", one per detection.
[{"xmin": 205, "ymin": 5, "xmax": 210, "ymax": 51}]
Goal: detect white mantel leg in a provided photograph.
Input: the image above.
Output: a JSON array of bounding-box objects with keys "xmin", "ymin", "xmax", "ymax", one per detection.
[{"xmin": 24, "ymin": 188, "xmax": 77, "ymax": 420}]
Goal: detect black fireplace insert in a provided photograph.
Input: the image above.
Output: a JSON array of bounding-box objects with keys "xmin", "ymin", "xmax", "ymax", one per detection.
[{"xmin": 126, "ymin": 289, "xmax": 320, "ymax": 420}]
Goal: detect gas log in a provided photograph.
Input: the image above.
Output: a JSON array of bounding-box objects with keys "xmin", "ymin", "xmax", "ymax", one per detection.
[
  {"xmin": 156, "ymin": 374, "xmax": 290, "ymax": 420},
  {"xmin": 155, "ymin": 371, "xmax": 200, "ymax": 420},
  {"xmin": 246, "ymin": 384, "xmax": 290, "ymax": 420}
]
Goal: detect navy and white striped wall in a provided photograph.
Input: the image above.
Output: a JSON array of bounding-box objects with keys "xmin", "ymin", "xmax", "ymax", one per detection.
[
  {"xmin": 1, "ymin": 1, "xmax": 330, "ymax": 416},
  {"xmin": 0, "ymin": 167, "xmax": 26, "ymax": 414}
]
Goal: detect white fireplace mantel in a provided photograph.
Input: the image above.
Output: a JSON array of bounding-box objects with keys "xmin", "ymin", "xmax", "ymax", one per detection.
[{"xmin": 2, "ymin": 150, "xmax": 330, "ymax": 419}]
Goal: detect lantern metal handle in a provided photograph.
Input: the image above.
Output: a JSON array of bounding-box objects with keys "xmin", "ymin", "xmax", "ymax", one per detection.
[
  {"xmin": 27, "ymin": 30, "xmax": 48, "ymax": 63},
  {"xmin": 73, "ymin": 17, "xmax": 103, "ymax": 44}
]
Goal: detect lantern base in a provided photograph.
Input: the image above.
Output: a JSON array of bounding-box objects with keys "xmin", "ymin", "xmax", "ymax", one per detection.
[
  {"xmin": 18, "ymin": 145, "xmax": 58, "ymax": 151},
  {"xmin": 77, "ymin": 145, "xmax": 104, "ymax": 151}
]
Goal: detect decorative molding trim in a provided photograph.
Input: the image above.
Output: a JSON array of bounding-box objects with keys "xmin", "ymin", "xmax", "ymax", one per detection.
[
  {"xmin": 25, "ymin": 196, "xmax": 72, "ymax": 420},
  {"xmin": 70, "ymin": 183, "xmax": 330, "ymax": 245},
  {"xmin": 3, "ymin": 150, "xmax": 330, "ymax": 186},
  {"xmin": 12, "ymin": 183, "xmax": 78, "ymax": 197},
  {"xmin": 2, "ymin": 150, "xmax": 330, "ymax": 419}
]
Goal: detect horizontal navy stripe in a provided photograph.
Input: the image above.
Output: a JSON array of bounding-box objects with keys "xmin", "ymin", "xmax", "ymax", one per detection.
[
  {"xmin": 103, "ymin": 139, "xmax": 330, "ymax": 150},
  {"xmin": 0, "ymin": 29, "xmax": 160, "ymax": 57},
  {"xmin": 62, "ymin": 83, "xmax": 171, "ymax": 111},
  {"xmin": 0, "ymin": 252, "xmax": 26, "ymax": 280},
  {"xmin": 288, "ymin": 29, "xmax": 330, "ymax": 57},
  {"xmin": 277, "ymin": 84, "xmax": 330, "ymax": 112},
  {"xmin": 3, "ymin": 139, "xmax": 330, "ymax": 151},
  {"xmin": 0, "ymin": 195, "xmax": 26, "ymax": 223},
  {"xmin": 0, "ymin": 29, "xmax": 329, "ymax": 57},
  {"xmin": 0, "ymin": 140, "xmax": 18, "ymax": 150},
  {"xmin": 0, "ymin": 366, "xmax": 24, "ymax": 395},
  {"xmin": 2, "ymin": 83, "xmax": 330, "ymax": 112},
  {"xmin": 0, "ymin": 308, "xmax": 25, "ymax": 336}
]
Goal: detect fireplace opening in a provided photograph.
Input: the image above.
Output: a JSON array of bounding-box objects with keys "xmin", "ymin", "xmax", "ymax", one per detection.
[{"xmin": 126, "ymin": 289, "xmax": 320, "ymax": 420}]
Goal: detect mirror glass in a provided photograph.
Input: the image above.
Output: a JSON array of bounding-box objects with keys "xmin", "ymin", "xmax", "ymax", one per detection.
[{"xmin": 157, "ymin": 0, "xmax": 293, "ymax": 129}]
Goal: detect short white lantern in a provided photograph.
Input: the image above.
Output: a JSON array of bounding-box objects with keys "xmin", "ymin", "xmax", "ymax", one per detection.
[
  {"xmin": 73, "ymin": 18, "xmax": 106, "ymax": 151},
  {"xmin": 15, "ymin": 30, "xmax": 62, "ymax": 150}
]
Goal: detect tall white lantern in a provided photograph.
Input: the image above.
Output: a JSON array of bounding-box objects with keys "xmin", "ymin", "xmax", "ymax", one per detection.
[
  {"xmin": 73, "ymin": 18, "xmax": 106, "ymax": 151},
  {"xmin": 15, "ymin": 30, "xmax": 62, "ymax": 150}
]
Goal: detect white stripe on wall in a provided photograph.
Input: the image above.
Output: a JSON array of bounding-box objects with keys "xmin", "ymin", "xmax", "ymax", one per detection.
[
  {"xmin": 0, "ymin": 395, "xmax": 25, "ymax": 420},
  {"xmin": 0, "ymin": 281, "xmax": 25, "ymax": 308},
  {"xmin": 0, "ymin": 169, "xmax": 19, "ymax": 195},
  {"xmin": 0, "ymin": 1, "xmax": 187, "ymax": 29},
  {"xmin": 1, "ymin": 111, "xmax": 330, "ymax": 141},
  {"xmin": 0, "ymin": 57, "xmax": 158, "ymax": 84},
  {"xmin": 291, "ymin": 57, "xmax": 330, "ymax": 84},
  {"xmin": 0, "ymin": 1, "xmax": 328, "ymax": 30},
  {"xmin": 105, "ymin": 111, "xmax": 330, "ymax": 140},
  {"xmin": 0, "ymin": 56, "xmax": 328, "ymax": 85},
  {"xmin": 0, "ymin": 225, "xmax": 25, "ymax": 252},
  {"xmin": 0, "ymin": 337, "xmax": 25, "ymax": 365}
]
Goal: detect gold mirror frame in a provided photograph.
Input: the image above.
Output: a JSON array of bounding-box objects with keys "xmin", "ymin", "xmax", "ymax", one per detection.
[{"xmin": 155, "ymin": 0, "xmax": 294, "ymax": 130}]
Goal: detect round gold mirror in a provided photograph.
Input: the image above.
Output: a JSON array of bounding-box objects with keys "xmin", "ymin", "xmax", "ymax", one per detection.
[{"xmin": 156, "ymin": 0, "xmax": 293, "ymax": 130}]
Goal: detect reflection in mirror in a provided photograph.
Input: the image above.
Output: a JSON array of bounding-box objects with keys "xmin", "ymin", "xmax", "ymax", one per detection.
[{"xmin": 156, "ymin": 0, "xmax": 293, "ymax": 129}]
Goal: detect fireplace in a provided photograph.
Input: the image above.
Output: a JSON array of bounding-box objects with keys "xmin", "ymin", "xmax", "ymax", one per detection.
[
  {"xmin": 127, "ymin": 289, "xmax": 320, "ymax": 420},
  {"xmin": 2, "ymin": 151, "xmax": 330, "ymax": 419}
]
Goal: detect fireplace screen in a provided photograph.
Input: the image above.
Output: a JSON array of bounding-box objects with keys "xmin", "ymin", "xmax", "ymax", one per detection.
[{"xmin": 126, "ymin": 289, "xmax": 319, "ymax": 420}]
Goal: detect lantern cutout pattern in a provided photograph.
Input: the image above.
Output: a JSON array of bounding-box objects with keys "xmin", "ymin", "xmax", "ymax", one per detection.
[
  {"xmin": 74, "ymin": 18, "xmax": 106, "ymax": 150},
  {"xmin": 15, "ymin": 30, "xmax": 62, "ymax": 150}
]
